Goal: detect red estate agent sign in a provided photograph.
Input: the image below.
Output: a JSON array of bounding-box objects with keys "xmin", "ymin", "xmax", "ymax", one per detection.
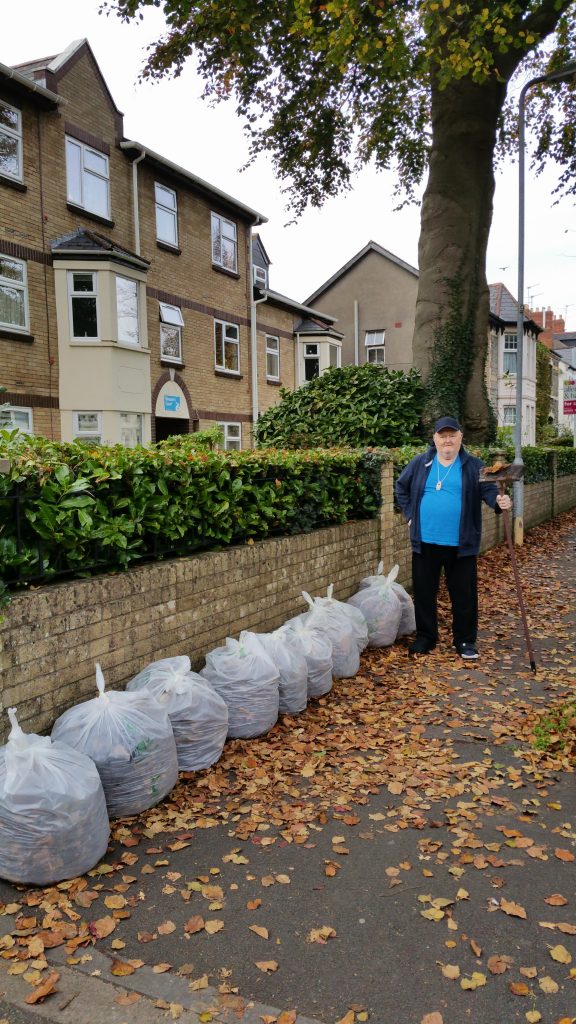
[{"xmin": 564, "ymin": 380, "xmax": 576, "ymax": 415}]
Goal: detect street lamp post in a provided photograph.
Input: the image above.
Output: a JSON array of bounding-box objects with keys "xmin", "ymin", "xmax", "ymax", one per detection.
[{"xmin": 514, "ymin": 58, "xmax": 576, "ymax": 545}]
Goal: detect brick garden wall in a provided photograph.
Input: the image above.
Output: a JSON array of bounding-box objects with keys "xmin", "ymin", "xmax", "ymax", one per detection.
[{"xmin": 0, "ymin": 464, "xmax": 574, "ymax": 741}]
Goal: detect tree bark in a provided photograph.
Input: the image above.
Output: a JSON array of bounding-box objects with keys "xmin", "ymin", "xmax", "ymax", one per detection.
[{"xmin": 414, "ymin": 74, "xmax": 508, "ymax": 441}]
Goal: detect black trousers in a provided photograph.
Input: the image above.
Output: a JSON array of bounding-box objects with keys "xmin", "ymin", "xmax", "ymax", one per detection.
[{"xmin": 412, "ymin": 543, "xmax": 478, "ymax": 647}]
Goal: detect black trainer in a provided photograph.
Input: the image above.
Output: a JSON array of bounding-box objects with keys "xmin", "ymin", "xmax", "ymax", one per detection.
[
  {"xmin": 409, "ymin": 637, "xmax": 436, "ymax": 655},
  {"xmin": 457, "ymin": 642, "xmax": 479, "ymax": 660}
]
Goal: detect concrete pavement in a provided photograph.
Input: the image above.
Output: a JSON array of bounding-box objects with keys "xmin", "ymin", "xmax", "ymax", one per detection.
[{"xmin": 1, "ymin": 510, "xmax": 575, "ymax": 1024}]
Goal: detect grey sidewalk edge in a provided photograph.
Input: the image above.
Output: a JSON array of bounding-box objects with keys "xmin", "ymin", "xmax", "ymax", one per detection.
[{"xmin": 0, "ymin": 945, "xmax": 325, "ymax": 1024}]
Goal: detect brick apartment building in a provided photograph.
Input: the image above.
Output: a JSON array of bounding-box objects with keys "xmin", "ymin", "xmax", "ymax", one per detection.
[{"xmin": 0, "ymin": 39, "xmax": 339, "ymax": 448}]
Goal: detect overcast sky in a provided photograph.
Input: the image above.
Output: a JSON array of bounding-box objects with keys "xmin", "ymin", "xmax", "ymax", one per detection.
[{"xmin": 4, "ymin": 0, "xmax": 576, "ymax": 329}]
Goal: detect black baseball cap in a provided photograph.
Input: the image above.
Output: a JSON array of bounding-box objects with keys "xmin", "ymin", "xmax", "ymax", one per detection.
[{"xmin": 434, "ymin": 416, "xmax": 462, "ymax": 433}]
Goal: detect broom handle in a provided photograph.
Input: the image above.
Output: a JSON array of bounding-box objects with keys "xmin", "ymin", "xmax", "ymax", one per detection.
[{"xmin": 499, "ymin": 484, "xmax": 536, "ymax": 672}]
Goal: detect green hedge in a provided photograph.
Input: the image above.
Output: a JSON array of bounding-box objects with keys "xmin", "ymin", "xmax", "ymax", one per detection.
[
  {"xmin": 0, "ymin": 433, "xmax": 387, "ymax": 588},
  {"xmin": 389, "ymin": 444, "xmax": 576, "ymax": 485},
  {"xmin": 253, "ymin": 364, "xmax": 424, "ymax": 449},
  {"xmin": 556, "ymin": 447, "xmax": 576, "ymax": 476}
]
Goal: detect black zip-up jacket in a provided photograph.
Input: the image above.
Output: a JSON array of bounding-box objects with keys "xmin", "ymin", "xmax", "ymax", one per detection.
[{"xmin": 395, "ymin": 445, "xmax": 502, "ymax": 556}]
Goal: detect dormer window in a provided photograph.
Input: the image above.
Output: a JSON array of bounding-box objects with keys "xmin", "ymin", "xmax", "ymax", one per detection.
[{"xmin": 253, "ymin": 264, "xmax": 268, "ymax": 289}]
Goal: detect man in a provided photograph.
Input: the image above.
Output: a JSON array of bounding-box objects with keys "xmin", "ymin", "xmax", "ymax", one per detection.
[{"xmin": 395, "ymin": 416, "xmax": 512, "ymax": 660}]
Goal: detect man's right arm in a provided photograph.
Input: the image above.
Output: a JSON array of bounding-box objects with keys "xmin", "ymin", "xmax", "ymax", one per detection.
[{"xmin": 395, "ymin": 460, "xmax": 415, "ymax": 522}]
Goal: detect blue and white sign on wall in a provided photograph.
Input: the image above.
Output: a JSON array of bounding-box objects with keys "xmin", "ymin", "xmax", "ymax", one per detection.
[{"xmin": 164, "ymin": 395, "xmax": 181, "ymax": 412}]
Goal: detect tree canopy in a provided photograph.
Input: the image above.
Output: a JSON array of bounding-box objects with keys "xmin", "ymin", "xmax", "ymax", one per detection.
[
  {"xmin": 105, "ymin": 0, "xmax": 575, "ymax": 213},
  {"xmin": 104, "ymin": 0, "xmax": 576, "ymax": 440}
]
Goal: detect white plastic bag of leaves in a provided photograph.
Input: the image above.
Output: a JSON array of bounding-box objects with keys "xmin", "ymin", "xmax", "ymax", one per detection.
[
  {"xmin": 318, "ymin": 583, "xmax": 368, "ymax": 654},
  {"xmin": 359, "ymin": 562, "xmax": 416, "ymax": 637},
  {"xmin": 0, "ymin": 707, "xmax": 110, "ymax": 886},
  {"xmin": 200, "ymin": 631, "xmax": 280, "ymax": 739},
  {"xmin": 255, "ymin": 627, "xmax": 308, "ymax": 715},
  {"xmin": 283, "ymin": 617, "xmax": 333, "ymax": 699},
  {"xmin": 348, "ymin": 569, "xmax": 403, "ymax": 648},
  {"xmin": 51, "ymin": 664, "xmax": 179, "ymax": 819},
  {"xmin": 126, "ymin": 656, "xmax": 228, "ymax": 771},
  {"xmin": 301, "ymin": 586, "xmax": 361, "ymax": 678}
]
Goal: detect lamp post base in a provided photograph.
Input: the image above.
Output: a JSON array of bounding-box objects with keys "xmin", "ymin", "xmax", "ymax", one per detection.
[{"xmin": 513, "ymin": 514, "xmax": 524, "ymax": 546}]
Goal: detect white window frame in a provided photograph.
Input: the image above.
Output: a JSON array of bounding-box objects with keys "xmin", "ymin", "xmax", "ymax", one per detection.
[
  {"xmin": 159, "ymin": 302, "xmax": 184, "ymax": 363},
  {"xmin": 0, "ymin": 405, "xmax": 33, "ymax": 434},
  {"xmin": 253, "ymin": 264, "xmax": 268, "ymax": 288},
  {"xmin": 266, "ymin": 334, "xmax": 280, "ymax": 380},
  {"xmin": 65, "ymin": 136, "xmax": 110, "ymax": 219},
  {"xmin": 503, "ymin": 406, "xmax": 516, "ymax": 426},
  {"xmin": 73, "ymin": 411, "xmax": 102, "ymax": 443},
  {"xmin": 155, "ymin": 182, "xmax": 178, "ymax": 246},
  {"xmin": 328, "ymin": 343, "xmax": 341, "ymax": 369},
  {"xmin": 68, "ymin": 271, "xmax": 99, "ymax": 341},
  {"xmin": 365, "ymin": 329, "xmax": 385, "ymax": 365},
  {"xmin": 366, "ymin": 346, "xmax": 385, "ymax": 365},
  {"xmin": 303, "ymin": 342, "xmax": 320, "ymax": 382},
  {"xmin": 0, "ymin": 100, "xmax": 23, "ymax": 181},
  {"xmin": 503, "ymin": 333, "xmax": 517, "ymax": 376},
  {"xmin": 0, "ymin": 255, "xmax": 29, "ymax": 332},
  {"xmin": 116, "ymin": 275, "xmax": 140, "ymax": 346},
  {"xmin": 365, "ymin": 329, "xmax": 386, "ymax": 347},
  {"xmin": 214, "ymin": 319, "xmax": 240, "ymax": 373},
  {"xmin": 216, "ymin": 421, "xmax": 242, "ymax": 451},
  {"xmin": 211, "ymin": 212, "xmax": 238, "ymax": 272},
  {"xmin": 120, "ymin": 411, "xmax": 143, "ymax": 448}
]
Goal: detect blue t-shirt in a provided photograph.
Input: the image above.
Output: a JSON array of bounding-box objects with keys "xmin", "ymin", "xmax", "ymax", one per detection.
[{"xmin": 420, "ymin": 454, "xmax": 462, "ymax": 546}]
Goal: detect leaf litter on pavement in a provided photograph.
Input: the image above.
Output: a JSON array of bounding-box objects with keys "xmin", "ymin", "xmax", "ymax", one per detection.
[{"xmin": 0, "ymin": 510, "xmax": 575, "ymax": 1022}]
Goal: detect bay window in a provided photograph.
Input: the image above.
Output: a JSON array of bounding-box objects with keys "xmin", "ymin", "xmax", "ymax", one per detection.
[
  {"xmin": 68, "ymin": 272, "xmax": 98, "ymax": 340},
  {"xmin": 73, "ymin": 411, "xmax": 102, "ymax": 443},
  {"xmin": 503, "ymin": 333, "xmax": 517, "ymax": 375},
  {"xmin": 116, "ymin": 276, "xmax": 140, "ymax": 346}
]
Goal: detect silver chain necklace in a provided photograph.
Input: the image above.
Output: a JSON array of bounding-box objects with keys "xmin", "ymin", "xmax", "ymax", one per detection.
[{"xmin": 436, "ymin": 457, "xmax": 456, "ymax": 491}]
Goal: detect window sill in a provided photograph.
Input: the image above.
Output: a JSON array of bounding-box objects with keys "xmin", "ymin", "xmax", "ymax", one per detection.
[
  {"xmin": 212, "ymin": 263, "xmax": 240, "ymax": 280},
  {"xmin": 161, "ymin": 359, "xmax": 185, "ymax": 369},
  {"xmin": 214, "ymin": 368, "xmax": 243, "ymax": 379},
  {"xmin": 0, "ymin": 174, "xmax": 27, "ymax": 193},
  {"xmin": 266, "ymin": 378, "xmax": 282, "ymax": 386},
  {"xmin": 157, "ymin": 240, "xmax": 182, "ymax": 255},
  {"xmin": 0, "ymin": 327, "xmax": 34, "ymax": 343},
  {"xmin": 69, "ymin": 340, "xmax": 150, "ymax": 353},
  {"xmin": 66, "ymin": 202, "xmax": 115, "ymax": 229}
]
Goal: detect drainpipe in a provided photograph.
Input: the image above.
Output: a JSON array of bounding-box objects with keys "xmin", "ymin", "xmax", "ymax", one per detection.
[
  {"xmin": 295, "ymin": 333, "xmax": 301, "ymax": 387},
  {"xmin": 120, "ymin": 142, "xmax": 146, "ymax": 255},
  {"xmin": 354, "ymin": 299, "xmax": 359, "ymax": 365},
  {"xmin": 251, "ymin": 293, "xmax": 267, "ymax": 435},
  {"xmin": 248, "ymin": 238, "xmax": 268, "ymax": 438}
]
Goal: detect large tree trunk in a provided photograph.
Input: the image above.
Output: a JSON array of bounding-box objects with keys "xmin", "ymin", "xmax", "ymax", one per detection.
[{"xmin": 414, "ymin": 74, "xmax": 508, "ymax": 442}]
